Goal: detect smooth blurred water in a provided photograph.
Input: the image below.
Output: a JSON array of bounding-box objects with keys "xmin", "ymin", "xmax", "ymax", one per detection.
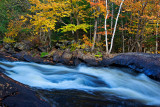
[{"xmin": 0, "ymin": 61, "xmax": 160, "ymax": 105}]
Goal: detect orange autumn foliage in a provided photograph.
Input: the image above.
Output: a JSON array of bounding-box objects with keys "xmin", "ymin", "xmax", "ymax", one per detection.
[{"xmin": 83, "ymin": 35, "xmax": 93, "ymax": 47}]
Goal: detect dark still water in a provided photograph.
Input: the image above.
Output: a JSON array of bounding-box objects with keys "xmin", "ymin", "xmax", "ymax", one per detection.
[{"xmin": 0, "ymin": 61, "xmax": 160, "ymax": 106}]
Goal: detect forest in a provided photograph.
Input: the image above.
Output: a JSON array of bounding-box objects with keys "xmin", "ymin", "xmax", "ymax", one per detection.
[{"xmin": 0, "ymin": 0, "xmax": 160, "ymax": 55}]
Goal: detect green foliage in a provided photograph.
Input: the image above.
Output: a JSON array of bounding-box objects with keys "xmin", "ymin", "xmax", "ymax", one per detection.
[
  {"xmin": 95, "ymin": 52, "xmax": 102, "ymax": 58},
  {"xmin": 0, "ymin": 0, "xmax": 9, "ymax": 35},
  {"xmin": 58, "ymin": 24, "xmax": 92, "ymax": 33},
  {"xmin": 70, "ymin": 43, "xmax": 79, "ymax": 52},
  {"xmin": 0, "ymin": 0, "xmax": 30, "ymax": 43},
  {"xmin": 40, "ymin": 52, "xmax": 48, "ymax": 57},
  {"xmin": 32, "ymin": 53, "xmax": 36, "ymax": 57},
  {"xmin": 60, "ymin": 45, "xmax": 67, "ymax": 50},
  {"xmin": 3, "ymin": 37, "xmax": 15, "ymax": 43}
]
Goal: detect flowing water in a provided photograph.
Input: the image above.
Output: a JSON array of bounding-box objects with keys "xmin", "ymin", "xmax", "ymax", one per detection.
[{"xmin": 0, "ymin": 61, "xmax": 160, "ymax": 106}]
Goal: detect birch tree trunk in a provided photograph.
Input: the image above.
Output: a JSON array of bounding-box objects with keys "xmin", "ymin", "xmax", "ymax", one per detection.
[
  {"xmin": 105, "ymin": 0, "xmax": 109, "ymax": 54},
  {"xmin": 109, "ymin": 0, "xmax": 124, "ymax": 53}
]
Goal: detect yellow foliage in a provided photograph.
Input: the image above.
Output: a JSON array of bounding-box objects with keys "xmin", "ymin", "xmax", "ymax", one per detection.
[
  {"xmin": 27, "ymin": 0, "xmax": 71, "ymax": 32},
  {"xmin": 5, "ymin": 19, "xmax": 23, "ymax": 38},
  {"xmin": 3, "ymin": 37, "xmax": 15, "ymax": 43}
]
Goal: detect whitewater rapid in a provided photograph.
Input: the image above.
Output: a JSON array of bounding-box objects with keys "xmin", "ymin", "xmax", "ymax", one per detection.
[{"xmin": 0, "ymin": 61, "xmax": 160, "ymax": 105}]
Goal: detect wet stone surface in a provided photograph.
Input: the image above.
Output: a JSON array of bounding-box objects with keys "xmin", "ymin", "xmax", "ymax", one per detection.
[
  {"xmin": 0, "ymin": 68, "xmax": 50, "ymax": 107},
  {"xmin": 36, "ymin": 89, "xmax": 147, "ymax": 107}
]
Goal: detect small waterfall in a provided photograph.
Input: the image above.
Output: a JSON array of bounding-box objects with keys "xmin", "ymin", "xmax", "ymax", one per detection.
[{"xmin": 0, "ymin": 61, "xmax": 160, "ymax": 106}]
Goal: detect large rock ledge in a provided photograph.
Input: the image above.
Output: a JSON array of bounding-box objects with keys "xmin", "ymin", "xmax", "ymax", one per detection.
[
  {"xmin": 0, "ymin": 61, "xmax": 51, "ymax": 106},
  {"xmin": 101, "ymin": 53, "xmax": 160, "ymax": 81},
  {"xmin": 0, "ymin": 69, "xmax": 50, "ymax": 107}
]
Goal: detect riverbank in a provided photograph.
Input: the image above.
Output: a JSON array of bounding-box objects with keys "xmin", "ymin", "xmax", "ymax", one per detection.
[{"xmin": 0, "ymin": 49, "xmax": 160, "ymax": 81}]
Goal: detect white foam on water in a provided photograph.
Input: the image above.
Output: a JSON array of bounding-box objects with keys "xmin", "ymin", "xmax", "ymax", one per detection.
[{"xmin": 0, "ymin": 61, "xmax": 160, "ymax": 105}]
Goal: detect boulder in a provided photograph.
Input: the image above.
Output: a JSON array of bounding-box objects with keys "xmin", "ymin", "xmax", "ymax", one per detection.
[
  {"xmin": 76, "ymin": 50, "xmax": 99, "ymax": 66},
  {"xmin": 0, "ymin": 69, "xmax": 50, "ymax": 107},
  {"xmin": 46, "ymin": 48, "xmax": 57, "ymax": 57},
  {"xmin": 4, "ymin": 44, "xmax": 12, "ymax": 50},
  {"xmin": 73, "ymin": 58, "xmax": 82, "ymax": 66},
  {"xmin": 59, "ymin": 49, "xmax": 73, "ymax": 65},
  {"xmin": 53, "ymin": 50, "xmax": 63, "ymax": 63},
  {"xmin": 3, "ymin": 44, "xmax": 15, "ymax": 54},
  {"xmin": 14, "ymin": 42, "xmax": 28, "ymax": 52},
  {"xmin": 37, "ymin": 46, "xmax": 48, "ymax": 52},
  {"xmin": 101, "ymin": 53, "xmax": 160, "ymax": 81},
  {"xmin": 12, "ymin": 51, "xmax": 28, "ymax": 61},
  {"xmin": 82, "ymin": 53, "xmax": 99, "ymax": 66}
]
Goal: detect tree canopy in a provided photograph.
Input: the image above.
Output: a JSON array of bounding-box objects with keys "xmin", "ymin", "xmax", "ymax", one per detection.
[{"xmin": 0, "ymin": 0, "xmax": 160, "ymax": 54}]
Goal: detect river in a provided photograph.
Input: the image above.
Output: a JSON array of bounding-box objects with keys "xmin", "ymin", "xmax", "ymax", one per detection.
[{"xmin": 0, "ymin": 61, "xmax": 160, "ymax": 106}]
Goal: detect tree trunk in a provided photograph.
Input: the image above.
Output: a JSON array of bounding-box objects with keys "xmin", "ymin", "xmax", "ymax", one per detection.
[
  {"xmin": 109, "ymin": 0, "xmax": 124, "ymax": 53},
  {"xmin": 156, "ymin": 20, "xmax": 159, "ymax": 54},
  {"xmin": 76, "ymin": 18, "xmax": 80, "ymax": 42},
  {"xmin": 48, "ymin": 28, "xmax": 51, "ymax": 49},
  {"xmin": 121, "ymin": 20, "xmax": 125, "ymax": 53},
  {"xmin": 105, "ymin": 0, "xmax": 109, "ymax": 54},
  {"xmin": 91, "ymin": 18, "xmax": 98, "ymax": 51},
  {"xmin": 111, "ymin": 2, "xmax": 114, "ymax": 34}
]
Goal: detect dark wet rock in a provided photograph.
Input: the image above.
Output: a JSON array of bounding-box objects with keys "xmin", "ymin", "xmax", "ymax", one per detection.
[
  {"xmin": 0, "ymin": 51, "xmax": 54, "ymax": 65},
  {"xmin": 37, "ymin": 89, "xmax": 146, "ymax": 107},
  {"xmin": 79, "ymin": 53, "xmax": 99, "ymax": 66},
  {"xmin": 82, "ymin": 58, "xmax": 99, "ymax": 66},
  {"xmin": 46, "ymin": 48, "xmax": 57, "ymax": 57},
  {"xmin": 0, "ymin": 70, "xmax": 50, "ymax": 107},
  {"xmin": 23, "ymin": 55, "xmax": 53, "ymax": 64},
  {"xmin": 22, "ymin": 37, "xmax": 41, "ymax": 50},
  {"xmin": 37, "ymin": 46, "xmax": 48, "ymax": 52},
  {"xmin": 0, "ymin": 47, "xmax": 6, "ymax": 53},
  {"xmin": 2, "ymin": 44, "xmax": 16, "ymax": 54},
  {"xmin": 72, "ymin": 51, "xmax": 82, "ymax": 66},
  {"xmin": 0, "ymin": 52, "xmax": 18, "ymax": 62},
  {"xmin": 53, "ymin": 50, "xmax": 63, "ymax": 63},
  {"xmin": 101, "ymin": 53, "xmax": 160, "ymax": 81},
  {"xmin": 76, "ymin": 49, "xmax": 84, "ymax": 59},
  {"xmin": 7, "ymin": 48, "xmax": 16, "ymax": 54},
  {"xmin": 4, "ymin": 44, "xmax": 12, "ymax": 50},
  {"xmin": 70, "ymin": 50, "xmax": 99, "ymax": 66},
  {"xmin": 55, "ymin": 42, "xmax": 63, "ymax": 49},
  {"xmin": 55, "ymin": 41, "xmax": 71, "ymax": 49},
  {"xmin": 55, "ymin": 50, "xmax": 99, "ymax": 66},
  {"xmin": 73, "ymin": 58, "xmax": 82, "ymax": 66},
  {"xmin": 12, "ymin": 51, "xmax": 27, "ymax": 61},
  {"xmin": 59, "ymin": 49, "xmax": 73, "ymax": 65},
  {"xmin": 14, "ymin": 42, "xmax": 28, "ymax": 52}
]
